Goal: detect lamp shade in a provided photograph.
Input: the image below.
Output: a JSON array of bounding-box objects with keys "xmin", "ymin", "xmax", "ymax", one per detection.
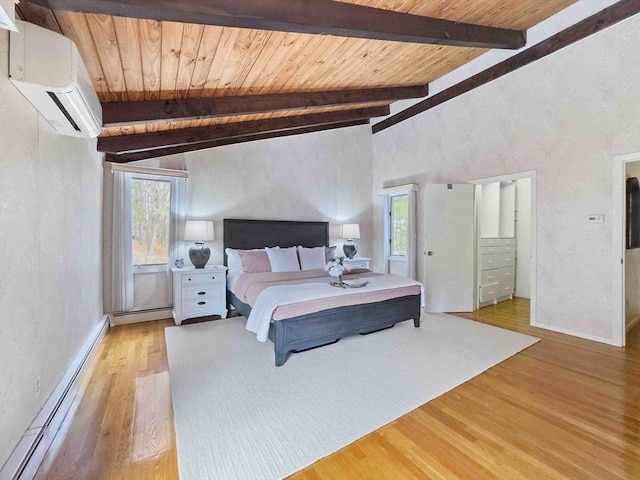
[
  {"xmin": 341, "ymin": 223, "xmax": 360, "ymax": 239},
  {"xmin": 184, "ymin": 220, "xmax": 215, "ymax": 241}
]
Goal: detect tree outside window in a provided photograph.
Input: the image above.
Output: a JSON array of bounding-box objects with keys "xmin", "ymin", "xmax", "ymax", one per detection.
[
  {"xmin": 132, "ymin": 178, "xmax": 171, "ymax": 266},
  {"xmin": 391, "ymin": 194, "xmax": 409, "ymax": 256}
]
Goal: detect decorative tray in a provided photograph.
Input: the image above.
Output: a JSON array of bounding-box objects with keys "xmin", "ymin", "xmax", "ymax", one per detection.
[{"xmin": 343, "ymin": 279, "xmax": 370, "ymax": 288}]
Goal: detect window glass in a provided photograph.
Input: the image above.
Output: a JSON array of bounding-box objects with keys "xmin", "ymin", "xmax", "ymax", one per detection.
[
  {"xmin": 132, "ymin": 178, "xmax": 171, "ymax": 266},
  {"xmin": 390, "ymin": 194, "xmax": 409, "ymax": 256}
]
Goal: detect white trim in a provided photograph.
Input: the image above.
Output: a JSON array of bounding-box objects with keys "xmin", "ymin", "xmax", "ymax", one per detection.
[
  {"xmin": 470, "ymin": 171, "xmax": 537, "ymax": 327},
  {"xmin": 0, "ymin": 316, "xmax": 109, "ymax": 480},
  {"xmin": 109, "ymin": 308, "xmax": 173, "ymax": 327},
  {"xmin": 612, "ymin": 152, "xmax": 640, "ymax": 347},
  {"xmin": 535, "ymin": 322, "xmax": 617, "ymax": 346},
  {"xmin": 378, "ymin": 183, "xmax": 419, "ymax": 196},
  {"xmin": 109, "ymin": 162, "xmax": 189, "ymax": 179}
]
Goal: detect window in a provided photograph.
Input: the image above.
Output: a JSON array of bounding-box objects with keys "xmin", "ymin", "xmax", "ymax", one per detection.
[
  {"xmin": 132, "ymin": 178, "xmax": 171, "ymax": 266},
  {"xmin": 390, "ymin": 194, "xmax": 409, "ymax": 256}
]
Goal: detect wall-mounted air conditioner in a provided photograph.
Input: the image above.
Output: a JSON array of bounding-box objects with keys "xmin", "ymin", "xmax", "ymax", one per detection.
[{"xmin": 9, "ymin": 19, "xmax": 102, "ymax": 138}]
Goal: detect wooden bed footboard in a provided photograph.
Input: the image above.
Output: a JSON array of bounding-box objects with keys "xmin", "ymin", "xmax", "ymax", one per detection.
[{"xmin": 267, "ymin": 294, "xmax": 422, "ymax": 367}]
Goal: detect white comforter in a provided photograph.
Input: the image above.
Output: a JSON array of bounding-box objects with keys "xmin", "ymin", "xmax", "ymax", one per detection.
[{"xmin": 246, "ymin": 274, "xmax": 425, "ymax": 342}]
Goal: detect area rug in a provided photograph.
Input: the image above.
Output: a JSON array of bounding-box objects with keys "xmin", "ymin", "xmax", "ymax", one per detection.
[{"xmin": 165, "ymin": 313, "xmax": 538, "ymax": 480}]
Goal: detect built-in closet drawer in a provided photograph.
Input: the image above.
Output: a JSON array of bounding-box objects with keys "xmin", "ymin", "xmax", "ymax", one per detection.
[
  {"xmin": 480, "ymin": 283, "xmax": 500, "ymax": 303},
  {"xmin": 481, "ymin": 245, "xmax": 515, "ymax": 255},
  {"xmin": 480, "ymin": 237, "xmax": 515, "ymax": 247},
  {"xmin": 481, "ymin": 254, "xmax": 515, "ymax": 270}
]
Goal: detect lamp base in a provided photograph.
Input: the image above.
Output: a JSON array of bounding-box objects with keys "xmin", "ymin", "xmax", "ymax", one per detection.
[
  {"xmin": 343, "ymin": 240, "xmax": 357, "ymax": 259},
  {"xmin": 189, "ymin": 242, "xmax": 211, "ymax": 268}
]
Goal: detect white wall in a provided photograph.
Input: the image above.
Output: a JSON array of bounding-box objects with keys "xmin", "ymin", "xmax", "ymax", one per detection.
[
  {"xmin": 182, "ymin": 125, "xmax": 374, "ymax": 264},
  {"xmin": 626, "ymin": 161, "xmax": 640, "ymax": 330},
  {"xmin": 0, "ymin": 32, "xmax": 103, "ymax": 468},
  {"xmin": 516, "ymin": 178, "xmax": 532, "ymax": 298},
  {"xmin": 372, "ymin": 16, "xmax": 640, "ymax": 342}
]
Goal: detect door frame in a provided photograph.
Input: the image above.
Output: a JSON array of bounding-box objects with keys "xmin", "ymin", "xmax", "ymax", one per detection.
[
  {"xmin": 379, "ymin": 184, "xmax": 418, "ymax": 279},
  {"xmin": 470, "ymin": 170, "xmax": 537, "ymax": 327},
  {"xmin": 612, "ymin": 152, "xmax": 640, "ymax": 347}
]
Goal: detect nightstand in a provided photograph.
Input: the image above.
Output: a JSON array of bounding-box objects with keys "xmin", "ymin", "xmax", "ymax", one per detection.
[
  {"xmin": 345, "ymin": 257, "xmax": 371, "ymax": 270},
  {"xmin": 171, "ymin": 266, "xmax": 228, "ymax": 325}
]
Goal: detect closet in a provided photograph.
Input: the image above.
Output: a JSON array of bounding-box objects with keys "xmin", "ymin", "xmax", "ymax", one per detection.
[{"xmin": 478, "ymin": 181, "xmax": 517, "ymax": 307}]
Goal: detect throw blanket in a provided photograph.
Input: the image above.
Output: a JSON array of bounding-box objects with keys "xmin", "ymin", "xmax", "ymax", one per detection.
[{"xmin": 246, "ymin": 274, "xmax": 425, "ymax": 342}]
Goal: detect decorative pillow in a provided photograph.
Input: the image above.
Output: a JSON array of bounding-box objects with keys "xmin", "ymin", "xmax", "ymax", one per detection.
[
  {"xmin": 297, "ymin": 246, "xmax": 326, "ymax": 271},
  {"xmin": 239, "ymin": 250, "xmax": 271, "ymax": 273},
  {"xmin": 325, "ymin": 246, "xmax": 337, "ymax": 263},
  {"xmin": 226, "ymin": 248, "xmax": 267, "ymax": 275},
  {"xmin": 266, "ymin": 246, "xmax": 301, "ymax": 272}
]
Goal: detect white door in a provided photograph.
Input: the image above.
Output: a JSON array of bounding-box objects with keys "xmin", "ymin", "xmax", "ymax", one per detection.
[{"xmin": 424, "ymin": 184, "xmax": 475, "ymax": 312}]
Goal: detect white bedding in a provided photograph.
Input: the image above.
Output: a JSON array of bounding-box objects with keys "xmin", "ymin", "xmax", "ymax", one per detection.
[{"xmin": 246, "ymin": 274, "xmax": 425, "ymax": 342}]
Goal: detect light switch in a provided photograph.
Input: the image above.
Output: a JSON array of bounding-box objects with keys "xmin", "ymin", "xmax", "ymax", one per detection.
[{"xmin": 587, "ymin": 214, "xmax": 604, "ymax": 224}]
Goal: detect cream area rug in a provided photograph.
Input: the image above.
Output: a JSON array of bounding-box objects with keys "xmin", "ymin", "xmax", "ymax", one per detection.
[{"xmin": 165, "ymin": 314, "xmax": 538, "ymax": 480}]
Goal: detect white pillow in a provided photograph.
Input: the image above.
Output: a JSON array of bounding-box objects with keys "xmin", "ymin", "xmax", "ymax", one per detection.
[
  {"xmin": 265, "ymin": 246, "xmax": 300, "ymax": 272},
  {"xmin": 297, "ymin": 246, "xmax": 327, "ymax": 271},
  {"xmin": 226, "ymin": 248, "xmax": 265, "ymax": 275}
]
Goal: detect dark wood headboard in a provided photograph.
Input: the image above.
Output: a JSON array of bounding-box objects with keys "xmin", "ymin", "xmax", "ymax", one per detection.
[{"xmin": 223, "ymin": 219, "xmax": 329, "ymax": 265}]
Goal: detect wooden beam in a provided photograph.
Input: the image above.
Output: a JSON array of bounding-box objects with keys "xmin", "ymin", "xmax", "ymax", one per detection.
[
  {"xmin": 105, "ymin": 119, "xmax": 369, "ymax": 163},
  {"xmin": 28, "ymin": 0, "xmax": 526, "ymax": 49},
  {"xmin": 373, "ymin": 0, "xmax": 640, "ymax": 133},
  {"xmin": 98, "ymin": 105, "xmax": 388, "ymax": 154},
  {"xmin": 102, "ymin": 86, "xmax": 427, "ymax": 127}
]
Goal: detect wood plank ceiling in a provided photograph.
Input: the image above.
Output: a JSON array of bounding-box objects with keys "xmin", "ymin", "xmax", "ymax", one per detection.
[{"xmin": 17, "ymin": 0, "xmax": 575, "ymax": 162}]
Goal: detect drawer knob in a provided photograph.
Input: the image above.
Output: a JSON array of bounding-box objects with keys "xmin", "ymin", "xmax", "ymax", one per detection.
[
  {"xmin": 198, "ymin": 301, "xmax": 206, "ymax": 305},
  {"xmin": 211, "ymin": 276, "xmax": 216, "ymax": 280},
  {"xmin": 188, "ymin": 278, "xmax": 192, "ymax": 281},
  {"xmin": 198, "ymin": 291, "xmax": 206, "ymax": 295}
]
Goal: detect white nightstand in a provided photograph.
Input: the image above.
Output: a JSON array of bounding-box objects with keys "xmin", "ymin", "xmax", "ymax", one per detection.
[
  {"xmin": 345, "ymin": 257, "xmax": 371, "ymax": 270},
  {"xmin": 171, "ymin": 266, "xmax": 228, "ymax": 325}
]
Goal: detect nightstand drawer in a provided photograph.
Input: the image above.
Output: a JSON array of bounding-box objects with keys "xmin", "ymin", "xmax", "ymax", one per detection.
[
  {"xmin": 182, "ymin": 297, "xmax": 221, "ymax": 314},
  {"xmin": 180, "ymin": 272, "xmax": 222, "ymax": 286},
  {"xmin": 182, "ymin": 285, "xmax": 220, "ymax": 301}
]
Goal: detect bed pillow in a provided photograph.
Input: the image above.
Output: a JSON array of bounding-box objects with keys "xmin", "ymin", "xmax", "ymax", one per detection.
[
  {"xmin": 266, "ymin": 246, "xmax": 301, "ymax": 272},
  {"xmin": 325, "ymin": 246, "xmax": 337, "ymax": 262},
  {"xmin": 297, "ymin": 246, "xmax": 326, "ymax": 271},
  {"xmin": 226, "ymin": 248, "xmax": 266, "ymax": 275},
  {"xmin": 239, "ymin": 250, "xmax": 271, "ymax": 273}
]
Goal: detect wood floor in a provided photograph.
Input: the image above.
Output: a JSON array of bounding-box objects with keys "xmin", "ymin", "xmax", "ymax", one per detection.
[{"xmin": 35, "ymin": 298, "xmax": 640, "ymax": 479}]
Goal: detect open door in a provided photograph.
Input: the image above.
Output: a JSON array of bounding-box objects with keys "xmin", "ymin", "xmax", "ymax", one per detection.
[{"xmin": 424, "ymin": 184, "xmax": 475, "ymax": 312}]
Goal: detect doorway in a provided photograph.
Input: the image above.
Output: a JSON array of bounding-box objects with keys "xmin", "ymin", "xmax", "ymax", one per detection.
[
  {"xmin": 613, "ymin": 153, "xmax": 640, "ymax": 347},
  {"xmin": 472, "ymin": 171, "xmax": 536, "ymax": 326}
]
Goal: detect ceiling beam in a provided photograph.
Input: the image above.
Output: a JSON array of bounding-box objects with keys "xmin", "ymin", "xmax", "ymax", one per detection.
[
  {"xmin": 98, "ymin": 105, "xmax": 388, "ymax": 154},
  {"xmin": 105, "ymin": 119, "xmax": 369, "ymax": 163},
  {"xmin": 28, "ymin": 0, "xmax": 526, "ymax": 49},
  {"xmin": 102, "ymin": 86, "xmax": 427, "ymax": 127},
  {"xmin": 373, "ymin": 0, "xmax": 640, "ymax": 133}
]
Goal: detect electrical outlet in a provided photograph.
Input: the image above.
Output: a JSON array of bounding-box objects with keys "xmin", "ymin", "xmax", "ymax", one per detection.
[{"xmin": 34, "ymin": 376, "xmax": 41, "ymax": 395}]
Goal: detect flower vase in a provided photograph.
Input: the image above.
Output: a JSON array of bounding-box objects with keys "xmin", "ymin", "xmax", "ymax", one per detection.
[{"xmin": 330, "ymin": 274, "xmax": 345, "ymax": 288}]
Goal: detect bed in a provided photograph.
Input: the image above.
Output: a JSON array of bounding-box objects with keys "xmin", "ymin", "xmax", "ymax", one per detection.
[{"xmin": 224, "ymin": 219, "xmax": 422, "ymax": 366}]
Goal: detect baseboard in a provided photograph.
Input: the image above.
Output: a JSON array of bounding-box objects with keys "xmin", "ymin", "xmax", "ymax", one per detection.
[
  {"xmin": 109, "ymin": 307, "xmax": 173, "ymax": 326},
  {"xmin": 534, "ymin": 322, "xmax": 616, "ymax": 346},
  {"xmin": 0, "ymin": 315, "xmax": 109, "ymax": 480},
  {"xmin": 627, "ymin": 315, "xmax": 640, "ymax": 333}
]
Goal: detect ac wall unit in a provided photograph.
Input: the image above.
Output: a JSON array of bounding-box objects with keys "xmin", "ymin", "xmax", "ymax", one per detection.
[{"xmin": 9, "ymin": 19, "xmax": 102, "ymax": 138}]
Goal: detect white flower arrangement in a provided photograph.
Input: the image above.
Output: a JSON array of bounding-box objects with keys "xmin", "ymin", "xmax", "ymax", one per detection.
[{"xmin": 325, "ymin": 256, "xmax": 348, "ymax": 278}]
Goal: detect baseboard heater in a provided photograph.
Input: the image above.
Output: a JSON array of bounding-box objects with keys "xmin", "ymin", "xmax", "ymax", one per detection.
[{"xmin": 0, "ymin": 316, "xmax": 109, "ymax": 480}]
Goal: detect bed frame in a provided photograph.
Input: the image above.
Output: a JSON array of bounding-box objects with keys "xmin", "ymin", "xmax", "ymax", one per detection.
[{"xmin": 223, "ymin": 219, "xmax": 422, "ymax": 366}]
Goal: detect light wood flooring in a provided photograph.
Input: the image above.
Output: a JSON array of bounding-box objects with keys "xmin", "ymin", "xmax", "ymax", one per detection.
[{"xmin": 35, "ymin": 298, "xmax": 640, "ymax": 479}]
